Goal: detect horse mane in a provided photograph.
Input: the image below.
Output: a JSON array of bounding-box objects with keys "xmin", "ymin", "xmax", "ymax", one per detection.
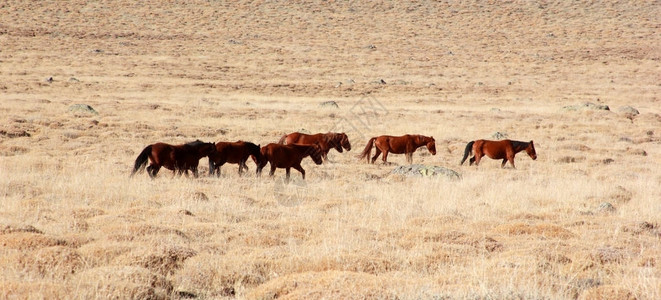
[
  {"xmin": 510, "ymin": 140, "xmax": 529, "ymax": 148},
  {"xmin": 186, "ymin": 140, "xmax": 206, "ymax": 147}
]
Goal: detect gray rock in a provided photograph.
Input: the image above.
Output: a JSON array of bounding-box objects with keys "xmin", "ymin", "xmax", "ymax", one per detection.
[
  {"xmin": 617, "ymin": 106, "xmax": 639, "ymax": 115},
  {"xmin": 391, "ymin": 164, "xmax": 461, "ymax": 180},
  {"xmin": 320, "ymin": 101, "xmax": 339, "ymax": 109},
  {"xmin": 68, "ymin": 104, "xmax": 98, "ymax": 115},
  {"xmin": 562, "ymin": 102, "xmax": 610, "ymax": 111},
  {"xmin": 597, "ymin": 202, "xmax": 616, "ymax": 213}
]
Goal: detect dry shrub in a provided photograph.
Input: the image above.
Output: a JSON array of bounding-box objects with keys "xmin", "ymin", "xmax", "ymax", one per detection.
[
  {"xmin": 493, "ymin": 223, "xmax": 575, "ymax": 239},
  {"xmin": 72, "ymin": 266, "xmax": 173, "ymax": 300},
  {"xmin": 316, "ymin": 252, "xmax": 399, "ymax": 275},
  {"xmin": 507, "ymin": 213, "xmax": 557, "ymax": 221},
  {"xmin": 77, "ymin": 241, "xmax": 134, "ymax": 266},
  {"xmin": 72, "ymin": 207, "xmax": 106, "ymax": 219},
  {"xmin": 578, "ymin": 285, "xmax": 636, "ymax": 300},
  {"xmin": 1, "ymin": 246, "xmax": 84, "ymax": 280},
  {"xmin": 400, "ymin": 230, "xmax": 503, "ymax": 254},
  {"xmin": 114, "ymin": 245, "xmax": 197, "ymax": 276},
  {"xmin": 0, "ymin": 281, "xmax": 70, "ymax": 300},
  {"xmin": 100, "ymin": 223, "xmax": 188, "ymax": 243},
  {"xmin": 0, "ymin": 224, "xmax": 43, "ymax": 234},
  {"xmin": 173, "ymin": 253, "xmax": 274, "ymax": 297},
  {"xmin": 589, "ymin": 247, "xmax": 629, "ymax": 265},
  {"xmin": 406, "ymin": 215, "xmax": 464, "ymax": 227},
  {"xmin": 247, "ymin": 271, "xmax": 401, "ymax": 300},
  {"xmin": 0, "ymin": 232, "xmax": 67, "ymax": 250}
]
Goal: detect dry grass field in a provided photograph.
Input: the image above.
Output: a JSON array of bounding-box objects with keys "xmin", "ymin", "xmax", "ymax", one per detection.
[{"xmin": 1, "ymin": 1, "xmax": 660, "ymax": 299}]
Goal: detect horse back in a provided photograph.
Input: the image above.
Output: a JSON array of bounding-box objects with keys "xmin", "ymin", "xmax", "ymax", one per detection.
[
  {"xmin": 262, "ymin": 143, "xmax": 304, "ymax": 168},
  {"xmin": 376, "ymin": 135, "xmax": 412, "ymax": 154},
  {"xmin": 475, "ymin": 139, "xmax": 512, "ymax": 159}
]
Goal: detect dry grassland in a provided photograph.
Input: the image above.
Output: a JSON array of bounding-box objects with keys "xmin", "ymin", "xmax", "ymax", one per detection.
[{"xmin": 1, "ymin": 1, "xmax": 660, "ymax": 299}]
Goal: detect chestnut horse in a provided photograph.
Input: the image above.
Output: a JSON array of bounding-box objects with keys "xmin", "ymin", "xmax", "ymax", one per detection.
[
  {"xmin": 208, "ymin": 140, "xmax": 261, "ymax": 177},
  {"xmin": 359, "ymin": 134, "xmax": 437, "ymax": 164},
  {"xmin": 278, "ymin": 132, "xmax": 351, "ymax": 161},
  {"xmin": 257, "ymin": 143, "xmax": 323, "ymax": 182},
  {"xmin": 131, "ymin": 140, "xmax": 216, "ymax": 178},
  {"xmin": 460, "ymin": 139, "xmax": 537, "ymax": 168}
]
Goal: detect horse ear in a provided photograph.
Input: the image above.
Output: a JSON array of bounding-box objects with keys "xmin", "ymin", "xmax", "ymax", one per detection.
[{"xmin": 530, "ymin": 140, "xmax": 534, "ymax": 145}]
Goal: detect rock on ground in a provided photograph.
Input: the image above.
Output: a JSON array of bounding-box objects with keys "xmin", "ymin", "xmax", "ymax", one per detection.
[{"xmin": 391, "ymin": 164, "xmax": 461, "ymax": 180}]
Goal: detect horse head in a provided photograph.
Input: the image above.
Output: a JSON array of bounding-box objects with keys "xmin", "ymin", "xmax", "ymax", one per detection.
[
  {"xmin": 248, "ymin": 143, "xmax": 262, "ymax": 164},
  {"xmin": 189, "ymin": 140, "xmax": 217, "ymax": 157},
  {"xmin": 527, "ymin": 140, "xmax": 537, "ymax": 160},
  {"xmin": 426, "ymin": 136, "xmax": 437, "ymax": 155},
  {"xmin": 339, "ymin": 133, "xmax": 351, "ymax": 151}
]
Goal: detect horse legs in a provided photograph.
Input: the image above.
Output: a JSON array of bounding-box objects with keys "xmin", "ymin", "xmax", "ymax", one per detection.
[
  {"xmin": 239, "ymin": 160, "xmax": 249, "ymax": 176},
  {"xmin": 381, "ymin": 151, "xmax": 389, "ymax": 163},
  {"xmin": 285, "ymin": 167, "xmax": 291, "ymax": 183},
  {"xmin": 507, "ymin": 156, "xmax": 516, "ymax": 169},
  {"xmin": 370, "ymin": 148, "xmax": 382, "ymax": 164},
  {"xmin": 469, "ymin": 157, "xmax": 476, "ymax": 166},
  {"xmin": 269, "ymin": 163, "xmax": 276, "ymax": 177},
  {"xmin": 192, "ymin": 167, "xmax": 199, "ymax": 178},
  {"xmin": 214, "ymin": 162, "xmax": 225, "ymax": 177},
  {"xmin": 292, "ymin": 164, "xmax": 305, "ymax": 180},
  {"xmin": 473, "ymin": 154, "xmax": 482, "ymax": 166},
  {"xmin": 147, "ymin": 165, "xmax": 160, "ymax": 178},
  {"xmin": 406, "ymin": 152, "xmax": 413, "ymax": 164}
]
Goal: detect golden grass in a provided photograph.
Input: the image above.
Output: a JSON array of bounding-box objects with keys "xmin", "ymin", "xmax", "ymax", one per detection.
[{"xmin": 1, "ymin": 1, "xmax": 660, "ymax": 299}]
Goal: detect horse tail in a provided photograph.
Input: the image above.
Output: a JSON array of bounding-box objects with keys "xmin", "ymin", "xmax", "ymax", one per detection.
[
  {"xmin": 131, "ymin": 145, "xmax": 152, "ymax": 177},
  {"xmin": 460, "ymin": 141, "xmax": 474, "ymax": 165},
  {"xmin": 358, "ymin": 137, "xmax": 376, "ymax": 162},
  {"xmin": 277, "ymin": 134, "xmax": 288, "ymax": 144}
]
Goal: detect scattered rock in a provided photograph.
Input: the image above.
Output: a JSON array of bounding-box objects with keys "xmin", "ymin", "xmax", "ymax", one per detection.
[
  {"xmin": 0, "ymin": 224, "xmax": 43, "ymax": 235},
  {"xmin": 562, "ymin": 102, "xmax": 610, "ymax": 111},
  {"xmin": 192, "ymin": 192, "xmax": 208, "ymax": 202},
  {"xmin": 0, "ymin": 128, "xmax": 30, "ymax": 138},
  {"xmin": 178, "ymin": 209, "xmax": 194, "ymax": 216},
  {"xmin": 491, "ymin": 131, "xmax": 508, "ymax": 139},
  {"xmin": 46, "ymin": 77, "xmax": 54, "ymax": 83},
  {"xmin": 556, "ymin": 156, "xmax": 585, "ymax": 163},
  {"xmin": 579, "ymin": 285, "xmax": 636, "ymax": 300},
  {"xmin": 320, "ymin": 101, "xmax": 339, "ymax": 109},
  {"xmin": 391, "ymin": 80, "xmax": 411, "ymax": 85},
  {"xmin": 69, "ymin": 77, "xmax": 80, "ymax": 82},
  {"xmin": 597, "ymin": 202, "xmax": 616, "ymax": 214},
  {"xmin": 602, "ymin": 158, "xmax": 615, "ymax": 164},
  {"xmin": 625, "ymin": 148, "xmax": 647, "ymax": 156},
  {"xmin": 617, "ymin": 106, "xmax": 639, "ymax": 115},
  {"xmin": 68, "ymin": 104, "xmax": 98, "ymax": 115},
  {"xmin": 391, "ymin": 164, "xmax": 461, "ymax": 180}
]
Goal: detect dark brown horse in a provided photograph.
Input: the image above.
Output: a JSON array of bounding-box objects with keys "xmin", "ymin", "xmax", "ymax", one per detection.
[
  {"xmin": 278, "ymin": 132, "xmax": 351, "ymax": 161},
  {"xmin": 359, "ymin": 134, "xmax": 436, "ymax": 164},
  {"xmin": 460, "ymin": 139, "xmax": 537, "ymax": 168},
  {"xmin": 257, "ymin": 143, "xmax": 323, "ymax": 182},
  {"xmin": 208, "ymin": 140, "xmax": 261, "ymax": 177},
  {"xmin": 131, "ymin": 140, "xmax": 216, "ymax": 178}
]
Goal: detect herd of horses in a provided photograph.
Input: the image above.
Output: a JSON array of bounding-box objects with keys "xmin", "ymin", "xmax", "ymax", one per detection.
[{"xmin": 131, "ymin": 132, "xmax": 537, "ymax": 181}]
